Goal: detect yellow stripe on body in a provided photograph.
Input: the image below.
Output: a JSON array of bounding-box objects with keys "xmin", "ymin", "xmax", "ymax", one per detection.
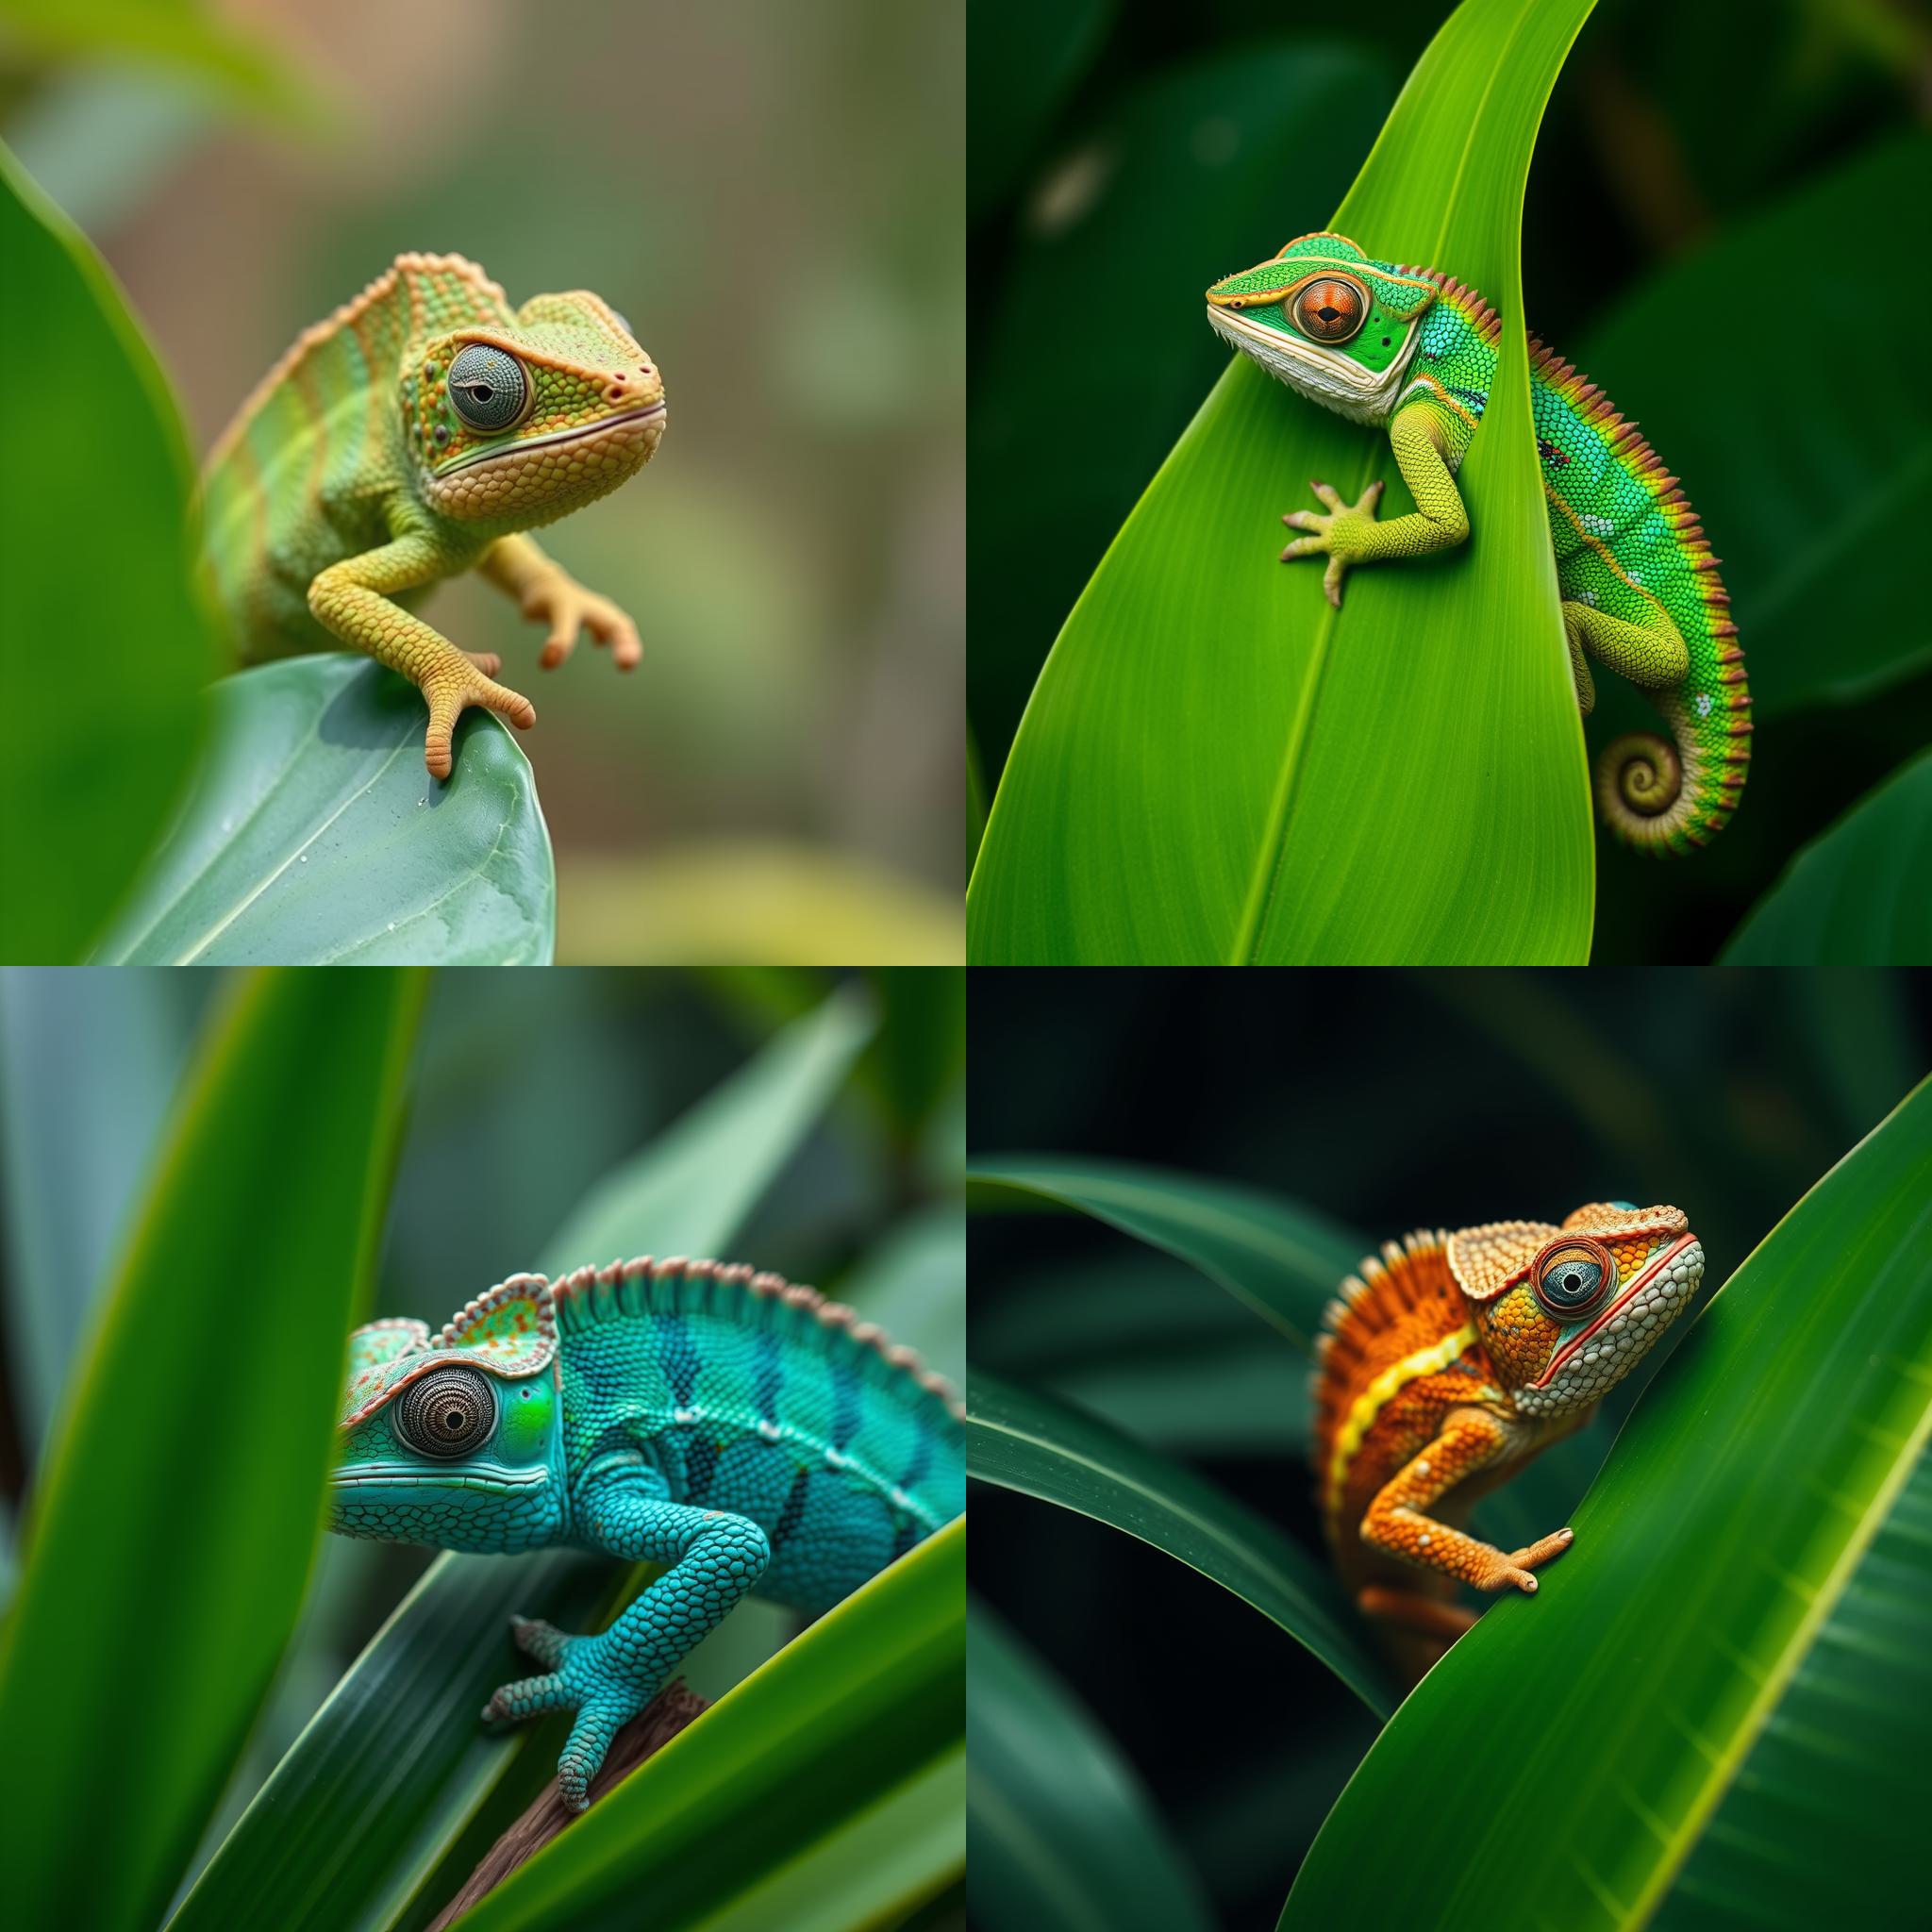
[{"xmin": 1324, "ymin": 1321, "xmax": 1478, "ymax": 1516}]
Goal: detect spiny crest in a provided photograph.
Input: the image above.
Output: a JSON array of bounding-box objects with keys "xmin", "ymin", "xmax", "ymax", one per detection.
[
  {"xmin": 550, "ymin": 1256, "xmax": 964, "ymax": 1422},
  {"xmin": 1307, "ymin": 1228, "xmax": 1451, "ymax": 1402},
  {"xmin": 1420, "ymin": 272, "xmax": 1502, "ymax": 342}
]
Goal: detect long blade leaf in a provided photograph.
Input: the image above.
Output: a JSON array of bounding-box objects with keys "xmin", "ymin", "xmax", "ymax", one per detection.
[{"xmin": 0, "ymin": 969, "xmax": 425, "ymax": 1932}]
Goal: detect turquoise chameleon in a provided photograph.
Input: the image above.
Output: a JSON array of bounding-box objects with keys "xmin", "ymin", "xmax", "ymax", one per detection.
[
  {"xmin": 200, "ymin": 253, "xmax": 664, "ymax": 780},
  {"xmin": 330, "ymin": 1255, "xmax": 964, "ymax": 1809},
  {"xmin": 1207, "ymin": 233, "xmax": 1750, "ymax": 854}
]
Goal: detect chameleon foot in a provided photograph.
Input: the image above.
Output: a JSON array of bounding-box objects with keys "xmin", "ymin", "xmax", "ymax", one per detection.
[
  {"xmin": 1480, "ymin": 1525, "xmax": 1575, "ymax": 1595},
  {"xmin": 421, "ymin": 663, "xmax": 537, "ymax": 781},
  {"xmin": 482, "ymin": 1613, "xmax": 654, "ymax": 1811},
  {"xmin": 518, "ymin": 572, "xmax": 644, "ymax": 672},
  {"xmin": 1281, "ymin": 476, "xmax": 1385, "ymax": 608},
  {"xmin": 461, "ymin": 649, "xmax": 503, "ymax": 677}
]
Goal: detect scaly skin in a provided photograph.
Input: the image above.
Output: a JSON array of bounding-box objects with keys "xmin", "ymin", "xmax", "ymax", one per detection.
[
  {"xmin": 1309, "ymin": 1205, "xmax": 1704, "ymax": 1661},
  {"xmin": 331, "ymin": 1256, "xmax": 964, "ymax": 1809},
  {"xmin": 201, "ymin": 253, "xmax": 664, "ymax": 778},
  {"xmin": 1207, "ymin": 233, "xmax": 1751, "ymax": 854}
]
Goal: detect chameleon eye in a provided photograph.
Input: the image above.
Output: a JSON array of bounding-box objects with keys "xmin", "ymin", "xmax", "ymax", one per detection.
[
  {"xmin": 1291, "ymin": 276, "xmax": 1367, "ymax": 343},
  {"xmin": 1533, "ymin": 1240, "xmax": 1614, "ymax": 1319},
  {"xmin": 445, "ymin": 345, "xmax": 528, "ymax": 433},
  {"xmin": 394, "ymin": 1366, "xmax": 497, "ymax": 1458}
]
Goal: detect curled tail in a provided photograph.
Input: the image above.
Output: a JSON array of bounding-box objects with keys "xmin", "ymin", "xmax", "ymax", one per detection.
[{"xmin": 1596, "ymin": 650, "xmax": 1750, "ymax": 857}]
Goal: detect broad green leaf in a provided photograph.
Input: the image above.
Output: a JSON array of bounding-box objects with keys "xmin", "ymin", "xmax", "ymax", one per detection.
[
  {"xmin": 0, "ymin": 970, "xmax": 198, "ymax": 1450},
  {"xmin": 180, "ymin": 990, "xmax": 875, "ymax": 1932},
  {"xmin": 92, "ymin": 658, "xmax": 556, "ymax": 965},
  {"xmin": 685, "ymin": 1745, "xmax": 964, "ymax": 1932},
  {"xmin": 0, "ymin": 140, "xmax": 217, "ymax": 962},
  {"xmin": 968, "ymin": 1603, "xmax": 1215, "ymax": 1932},
  {"xmin": 1574, "ymin": 133, "xmax": 1932, "ymax": 721},
  {"xmin": 970, "ymin": 1154, "xmax": 1364, "ymax": 1348},
  {"xmin": 1720, "ymin": 750, "xmax": 1931, "ymax": 963},
  {"xmin": 969, "ymin": 0, "xmax": 1599, "ymax": 962},
  {"xmin": 541, "ymin": 985, "xmax": 875, "ymax": 1272},
  {"xmin": 1281, "ymin": 1075, "xmax": 1932, "ymax": 1930},
  {"xmin": 0, "ymin": 969, "xmax": 425, "ymax": 1932},
  {"xmin": 1651, "ymin": 1443, "xmax": 1931, "ymax": 1930},
  {"xmin": 968, "ymin": 1369, "xmax": 1394, "ymax": 1716},
  {"xmin": 967, "ymin": 0, "xmax": 1115, "ymax": 221},
  {"xmin": 969, "ymin": 39, "xmax": 1392, "ymax": 774},
  {"xmin": 453, "ymin": 1519, "xmax": 964, "ymax": 1932}
]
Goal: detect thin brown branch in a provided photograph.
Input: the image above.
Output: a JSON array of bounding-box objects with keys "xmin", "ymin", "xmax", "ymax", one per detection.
[{"xmin": 426, "ymin": 1680, "xmax": 708, "ymax": 1931}]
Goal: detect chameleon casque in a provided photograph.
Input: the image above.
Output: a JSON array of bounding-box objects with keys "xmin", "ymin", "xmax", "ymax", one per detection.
[
  {"xmin": 329, "ymin": 1255, "xmax": 964, "ymax": 1809},
  {"xmin": 201, "ymin": 252, "xmax": 664, "ymax": 779},
  {"xmin": 1311, "ymin": 1204, "xmax": 1703, "ymax": 1662},
  {"xmin": 1207, "ymin": 234, "xmax": 1750, "ymax": 855}
]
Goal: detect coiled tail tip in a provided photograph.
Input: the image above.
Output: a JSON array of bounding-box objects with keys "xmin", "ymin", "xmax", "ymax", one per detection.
[{"xmin": 1596, "ymin": 730, "xmax": 1687, "ymax": 855}]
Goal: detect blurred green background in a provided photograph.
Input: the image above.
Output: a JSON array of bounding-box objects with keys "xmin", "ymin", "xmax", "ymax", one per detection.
[
  {"xmin": 969, "ymin": 0, "xmax": 1932, "ymax": 960},
  {"xmin": 0, "ymin": 963, "xmax": 963, "ymax": 1919},
  {"xmin": 1, "ymin": 0, "xmax": 962, "ymax": 962}
]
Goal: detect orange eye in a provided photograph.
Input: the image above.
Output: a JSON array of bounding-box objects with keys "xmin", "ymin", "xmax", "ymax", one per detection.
[
  {"xmin": 1291, "ymin": 276, "xmax": 1366, "ymax": 343},
  {"xmin": 1533, "ymin": 1239, "xmax": 1614, "ymax": 1319}
]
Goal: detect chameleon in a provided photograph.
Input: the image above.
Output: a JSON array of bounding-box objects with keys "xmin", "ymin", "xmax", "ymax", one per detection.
[
  {"xmin": 329, "ymin": 1254, "xmax": 964, "ymax": 1809},
  {"xmin": 200, "ymin": 252, "xmax": 665, "ymax": 780},
  {"xmin": 1206, "ymin": 233, "xmax": 1750, "ymax": 854},
  {"xmin": 1309, "ymin": 1203, "xmax": 1703, "ymax": 1663}
]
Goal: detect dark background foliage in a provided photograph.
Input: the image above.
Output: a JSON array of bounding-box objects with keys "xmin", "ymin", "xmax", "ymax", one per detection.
[
  {"xmin": 968, "ymin": 965, "xmax": 1930, "ymax": 1927},
  {"xmin": 969, "ymin": 0, "xmax": 1932, "ymax": 960}
]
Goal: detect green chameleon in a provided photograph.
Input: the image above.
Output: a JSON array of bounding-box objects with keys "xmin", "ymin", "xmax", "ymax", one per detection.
[
  {"xmin": 330, "ymin": 1255, "xmax": 963, "ymax": 1811},
  {"xmin": 1206, "ymin": 232, "xmax": 1750, "ymax": 854},
  {"xmin": 200, "ymin": 252, "xmax": 664, "ymax": 780}
]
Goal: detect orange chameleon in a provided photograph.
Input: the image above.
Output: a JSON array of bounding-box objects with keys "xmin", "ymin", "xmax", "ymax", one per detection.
[{"xmin": 1311, "ymin": 1204, "xmax": 1704, "ymax": 1660}]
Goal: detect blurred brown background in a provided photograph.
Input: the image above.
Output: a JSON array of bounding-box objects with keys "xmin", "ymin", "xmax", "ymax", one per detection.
[{"xmin": 3, "ymin": 0, "xmax": 962, "ymax": 961}]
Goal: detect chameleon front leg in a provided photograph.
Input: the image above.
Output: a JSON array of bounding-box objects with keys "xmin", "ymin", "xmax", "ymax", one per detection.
[
  {"xmin": 308, "ymin": 532, "xmax": 537, "ymax": 779},
  {"xmin": 484, "ymin": 1474, "xmax": 771, "ymax": 1810},
  {"xmin": 1280, "ymin": 403, "xmax": 1471, "ymax": 608},
  {"xmin": 1357, "ymin": 1408, "xmax": 1574, "ymax": 1606},
  {"xmin": 478, "ymin": 534, "xmax": 643, "ymax": 672}
]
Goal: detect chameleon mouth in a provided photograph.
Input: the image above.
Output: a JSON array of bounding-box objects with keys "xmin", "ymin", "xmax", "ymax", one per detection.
[
  {"xmin": 332, "ymin": 1461, "xmax": 549, "ymax": 1492},
  {"xmin": 1533, "ymin": 1233, "xmax": 1702, "ymax": 1388},
  {"xmin": 439, "ymin": 402, "xmax": 666, "ymax": 475}
]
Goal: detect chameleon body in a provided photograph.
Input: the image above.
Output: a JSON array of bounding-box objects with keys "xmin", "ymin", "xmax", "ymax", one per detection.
[
  {"xmin": 1207, "ymin": 233, "xmax": 1750, "ymax": 854},
  {"xmin": 201, "ymin": 252, "xmax": 664, "ymax": 779},
  {"xmin": 1310, "ymin": 1204, "xmax": 1703, "ymax": 1655},
  {"xmin": 330, "ymin": 1255, "xmax": 963, "ymax": 1808}
]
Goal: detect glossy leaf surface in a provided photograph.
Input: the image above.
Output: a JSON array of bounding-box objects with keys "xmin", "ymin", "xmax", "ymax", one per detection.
[
  {"xmin": 0, "ymin": 971, "xmax": 425, "ymax": 1932},
  {"xmin": 93, "ymin": 658, "xmax": 556, "ymax": 965},
  {"xmin": 968, "ymin": 1368, "xmax": 1394, "ymax": 1716}
]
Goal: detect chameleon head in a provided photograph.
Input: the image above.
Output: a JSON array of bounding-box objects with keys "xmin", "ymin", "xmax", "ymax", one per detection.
[
  {"xmin": 1204, "ymin": 231, "xmax": 1438, "ymax": 425},
  {"xmin": 328, "ymin": 1275, "xmax": 569, "ymax": 1552},
  {"xmin": 1449, "ymin": 1204, "xmax": 1705, "ymax": 1419},
  {"xmin": 408, "ymin": 292, "xmax": 665, "ymax": 526}
]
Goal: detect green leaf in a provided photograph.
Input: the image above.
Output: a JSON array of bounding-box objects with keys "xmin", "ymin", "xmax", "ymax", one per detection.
[
  {"xmin": 969, "ymin": 39, "xmax": 1392, "ymax": 774},
  {"xmin": 970, "ymin": 1155, "xmax": 1364, "ymax": 1348},
  {"xmin": 1280, "ymin": 1075, "xmax": 1932, "ymax": 1930},
  {"xmin": 177, "ymin": 989, "xmax": 877, "ymax": 1932},
  {"xmin": 0, "ymin": 970, "xmax": 196, "ymax": 1451},
  {"xmin": 968, "ymin": 1602, "xmax": 1215, "ymax": 1932},
  {"xmin": 0, "ymin": 140, "xmax": 217, "ymax": 962},
  {"xmin": 969, "ymin": 0, "xmax": 1600, "ymax": 962},
  {"xmin": 0, "ymin": 969, "xmax": 425, "ymax": 1932},
  {"xmin": 451, "ymin": 1519, "xmax": 965, "ymax": 1932},
  {"xmin": 1720, "ymin": 750, "xmax": 1932, "ymax": 963},
  {"xmin": 1574, "ymin": 133, "xmax": 1932, "ymax": 721},
  {"xmin": 92, "ymin": 658, "xmax": 557, "ymax": 965},
  {"xmin": 968, "ymin": 1368, "xmax": 1394, "ymax": 1716},
  {"xmin": 541, "ymin": 984, "xmax": 876, "ymax": 1272}
]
